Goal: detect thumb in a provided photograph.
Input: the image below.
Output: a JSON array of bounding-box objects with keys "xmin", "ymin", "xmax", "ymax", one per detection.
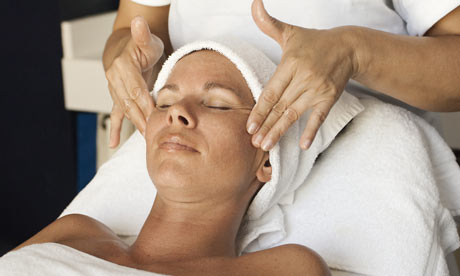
[
  {"xmin": 251, "ymin": 0, "xmax": 289, "ymax": 47},
  {"xmin": 130, "ymin": 16, "xmax": 164, "ymax": 63}
]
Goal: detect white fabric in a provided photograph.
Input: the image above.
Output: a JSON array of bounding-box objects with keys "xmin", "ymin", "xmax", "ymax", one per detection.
[
  {"xmin": 243, "ymin": 96, "xmax": 460, "ymax": 276},
  {"xmin": 393, "ymin": 0, "xmax": 460, "ymax": 36},
  {"xmin": 60, "ymin": 38, "xmax": 460, "ymax": 274},
  {"xmin": 131, "ymin": 0, "xmax": 460, "ymax": 60},
  {"xmin": 0, "ymin": 243, "xmax": 164, "ymax": 276},
  {"xmin": 0, "ymin": 243, "xmax": 364, "ymax": 276},
  {"xmin": 131, "ymin": 0, "xmax": 170, "ymax": 7},
  {"xmin": 59, "ymin": 94, "xmax": 460, "ymax": 275}
]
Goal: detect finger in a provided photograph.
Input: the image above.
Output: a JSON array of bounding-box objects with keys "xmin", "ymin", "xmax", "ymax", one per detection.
[
  {"xmin": 251, "ymin": 80, "xmax": 304, "ymax": 148},
  {"xmin": 251, "ymin": 0, "xmax": 288, "ymax": 46},
  {"xmin": 108, "ymin": 74, "xmax": 147, "ymax": 134},
  {"xmin": 109, "ymin": 104, "xmax": 124, "ymax": 148},
  {"xmin": 131, "ymin": 16, "xmax": 164, "ymax": 67},
  {"xmin": 123, "ymin": 63, "xmax": 155, "ymax": 118},
  {"xmin": 122, "ymin": 97, "xmax": 147, "ymax": 135},
  {"xmin": 300, "ymin": 100, "xmax": 335, "ymax": 150},
  {"xmin": 260, "ymin": 105, "xmax": 300, "ymax": 151},
  {"xmin": 247, "ymin": 60, "xmax": 293, "ymax": 135}
]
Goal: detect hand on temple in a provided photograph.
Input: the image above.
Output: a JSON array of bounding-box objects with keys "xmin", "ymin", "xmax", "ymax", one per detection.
[
  {"xmin": 247, "ymin": 0, "xmax": 358, "ymax": 151},
  {"xmin": 105, "ymin": 16, "xmax": 164, "ymax": 148}
]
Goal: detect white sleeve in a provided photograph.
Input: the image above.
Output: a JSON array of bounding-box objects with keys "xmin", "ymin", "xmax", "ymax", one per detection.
[
  {"xmin": 131, "ymin": 0, "xmax": 170, "ymax": 6},
  {"xmin": 392, "ymin": 0, "xmax": 460, "ymax": 36}
]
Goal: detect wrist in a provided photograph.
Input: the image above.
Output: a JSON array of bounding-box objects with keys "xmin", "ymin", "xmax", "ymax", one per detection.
[{"xmin": 337, "ymin": 26, "xmax": 370, "ymax": 80}]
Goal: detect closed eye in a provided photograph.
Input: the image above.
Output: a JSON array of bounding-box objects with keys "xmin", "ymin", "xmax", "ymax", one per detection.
[
  {"xmin": 207, "ymin": 106, "xmax": 232, "ymax": 110},
  {"xmin": 157, "ymin": 104, "xmax": 231, "ymax": 111},
  {"xmin": 157, "ymin": 105, "xmax": 171, "ymax": 110}
]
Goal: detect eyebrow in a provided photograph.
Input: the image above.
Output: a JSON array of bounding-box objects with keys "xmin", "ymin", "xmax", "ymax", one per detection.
[{"xmin": 158, "ymin": 82, "xmax": 242, "ymax": 99}]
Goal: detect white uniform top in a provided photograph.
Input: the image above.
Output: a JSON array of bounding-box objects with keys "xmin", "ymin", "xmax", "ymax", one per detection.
[
  {"xmin": 131, "ymin": 0, "xmax": 460, "ymax": 124},
  {"xmin": 132, "ymin": 0, "xmax": 460, "ymax": 62}
]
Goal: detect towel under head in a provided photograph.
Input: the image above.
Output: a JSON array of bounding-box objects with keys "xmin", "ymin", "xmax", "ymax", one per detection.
[{"xmin": 152, "ymin": 38, "xmax": 364, "ymax": 253}]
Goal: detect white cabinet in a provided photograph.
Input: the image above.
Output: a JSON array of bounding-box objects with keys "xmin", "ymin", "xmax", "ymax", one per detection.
[{"xmin": 61, "ymin": 12, "xmax": 116, "ymax": 114}]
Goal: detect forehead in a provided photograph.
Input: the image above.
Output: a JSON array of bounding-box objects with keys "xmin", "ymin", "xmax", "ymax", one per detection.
[{"xmin": 165, "ymin": 50, "xmax": 254, "ymax": 103}]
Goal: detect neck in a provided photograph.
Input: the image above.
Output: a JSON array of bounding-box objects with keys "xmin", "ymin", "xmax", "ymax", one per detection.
[{"xmin": 128, "ymin": 194, "xmax": 248, "ymax": 263}]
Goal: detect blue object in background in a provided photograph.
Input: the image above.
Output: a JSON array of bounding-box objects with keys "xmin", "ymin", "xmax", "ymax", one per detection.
[{"xmin": 76, "ymin": 112, "xmax": 97, "ymax": 192}]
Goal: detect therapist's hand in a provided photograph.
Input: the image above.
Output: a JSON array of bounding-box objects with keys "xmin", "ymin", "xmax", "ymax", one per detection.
[
  {"xmin": 105, "ymin": 16, "xmax": 164, "ymax": 148},
  {"xmin": 247, "ymin": 0, "xmax": 359, "ymax": 151}
]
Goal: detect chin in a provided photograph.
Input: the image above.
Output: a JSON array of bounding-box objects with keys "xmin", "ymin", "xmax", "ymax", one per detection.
[{"xmin": 149, "ymin": 160, "xmax": 195, "ymax": 189}]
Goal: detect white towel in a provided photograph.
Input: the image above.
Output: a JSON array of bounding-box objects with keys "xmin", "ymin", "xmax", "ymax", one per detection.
[
  {"xmin": 151, "ymin": 38, "xmax": 364, "ymax": 253},
  {"xmin": 60, "ymin": 38, "xmax": 460, "ymax": 275},
  {"xmin": 0, "ymin": 243, "xmax": 164, "ymax": 276},
  {"xmin": 243, "ymin": 96, "xmax": 460, "ymax": 276}
]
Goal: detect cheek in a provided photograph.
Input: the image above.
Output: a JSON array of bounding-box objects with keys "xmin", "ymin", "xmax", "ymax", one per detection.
[
  {"xmin": 145, "ymin": 111, "xmax": 166, "ymax": 144},
  {"xmin": 145, "ymin": 111, "xmax": 167, "ymax": 172},
  {"xmin": 204, "ymin": 114, "xmax": 257, "ymax": 176}
]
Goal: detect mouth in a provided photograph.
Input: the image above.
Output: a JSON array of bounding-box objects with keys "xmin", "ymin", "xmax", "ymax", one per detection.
[{"xmin": 159, "ymin": 135, "xmax": 199, "ymax": 153}]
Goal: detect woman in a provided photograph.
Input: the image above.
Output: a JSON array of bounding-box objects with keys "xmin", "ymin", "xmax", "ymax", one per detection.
[
  {"xmin": 104, "ymin": 0, "xmax": 460, "ymax": 150},
  {"xmin": 0, "ymin": 44, "xmax": 330, "ymax": 275}
]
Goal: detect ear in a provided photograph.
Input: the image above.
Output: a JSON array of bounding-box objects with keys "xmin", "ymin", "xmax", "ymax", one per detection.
[{"xmin": 256, "ymin": 153, "xmax": 272, "ymax": 183}]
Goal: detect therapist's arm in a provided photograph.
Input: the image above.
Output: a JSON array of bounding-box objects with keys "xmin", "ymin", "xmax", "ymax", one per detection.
[
  {"xmin": 351, "ymin": 6, "xmax": 460, "ymax": 112},
  {"xmin": 247, "ymin": 1, "xmax": 460, "ymax": 152},
  {"xmin": 103, "ymin": 0, "xmax": 172, "ymax": 148}
]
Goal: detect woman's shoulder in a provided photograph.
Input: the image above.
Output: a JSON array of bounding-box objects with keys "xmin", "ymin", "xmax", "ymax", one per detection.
[
  {"xmin": 237, "ymin": 244, "xmax": 331, "ymax": 276},
  {"xmin": 12, "ymin": 214, "xmax": 121, "ymax": 252}
]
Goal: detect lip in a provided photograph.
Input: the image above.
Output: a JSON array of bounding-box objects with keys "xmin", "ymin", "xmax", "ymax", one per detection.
[{"xmin": 158, "ymin": 134, "xmax": 199, "ymax": 153}]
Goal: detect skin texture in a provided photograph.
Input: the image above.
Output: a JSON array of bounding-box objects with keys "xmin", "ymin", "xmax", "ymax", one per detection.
[
  {"xmin": 12, "ymin": 51, "xmax": 330, "ymax": 276},
  {"xmin": 103, "ymin": 0, "xmax": 460, "ymax": 150}
]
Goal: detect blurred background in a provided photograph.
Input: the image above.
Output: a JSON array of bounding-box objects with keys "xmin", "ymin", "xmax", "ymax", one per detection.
[
  {"xmin": 1, "ymin": 0, "xmax": 119, "ymax": 256},
  {"xmin": 1, "ymin": 0, "xmax": 459, "ymax": 258}
]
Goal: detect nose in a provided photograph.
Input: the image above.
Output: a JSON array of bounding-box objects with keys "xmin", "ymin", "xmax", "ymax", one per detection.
[{"xmin": 166, "ymin": 100, "xmax": 197, "ymax": 128}]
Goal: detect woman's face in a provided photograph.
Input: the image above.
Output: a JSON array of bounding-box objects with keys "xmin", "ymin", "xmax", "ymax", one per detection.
[{"xmin": 145, "ymin": 50, "xmax": 266, "ymax": 203}]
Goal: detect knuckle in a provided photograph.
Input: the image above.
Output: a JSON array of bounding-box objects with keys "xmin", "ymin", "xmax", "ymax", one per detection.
[
  {"xmin": 272, "ymin": 101, "xmax": 287, "ymax": 116},
  {"xmin": 258, "ymin": 125, "xmax": 272, "ymax": 135},
  {"xmin": 253, "ymin": 108, "xmax": 267, "ymax": 119},
  {"xmin": 329, "ymin": 86, "xmax": 339, "ymax": 95},
  {"xmin": 130, "ymin": 87, "xmax": 141, "ymax": 100},
  {"xmin": 283, "ymin": 107, "xmax": 299, "ymax": 122},
  {"xmin": 312, "ymin": 108, "xmax": 328, "ymax": 123},
  {"xmin": 284, "ymin": 54, "xmax": 299, "ymax": 67},
  {"xmin": 122, "ymin": 99, "xmax": 132, "ymax": 113},
  {"xmin": 262, "ymin": 89, "xmax": 279, "ymax": 105}
]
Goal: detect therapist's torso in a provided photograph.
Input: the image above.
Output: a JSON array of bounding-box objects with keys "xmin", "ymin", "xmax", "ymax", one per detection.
[{"xmin": 168, "ymin": 0, "xmax": 408, "ymax": 63}]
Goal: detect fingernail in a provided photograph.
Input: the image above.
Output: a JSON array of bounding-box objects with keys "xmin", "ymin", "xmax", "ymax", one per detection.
[
  {"xmin": 262, "ymin": 139, "xmax": 273, "ymax": 151},
  {"xmin": 247, "ymin": 122, "xmax": 258, "ymax": 134},
  {"xmin": 254, "ymin": 134, "xmax": 264, "ymax": 147},
  {"xmin": 301, "ymin": 139, "xmax": 311, "ymax": 150}
]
